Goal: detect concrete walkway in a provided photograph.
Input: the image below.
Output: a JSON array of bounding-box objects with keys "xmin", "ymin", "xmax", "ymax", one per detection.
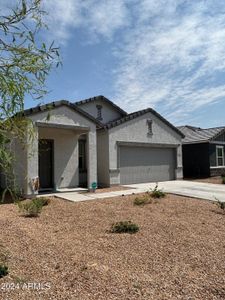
[
  {"xmin": 43, "ymin": 180, "xmax": 225, "ymax": 203},
  {"xmin": 126, "ymin": 180, "xmax": 225, "ymax": 202}
]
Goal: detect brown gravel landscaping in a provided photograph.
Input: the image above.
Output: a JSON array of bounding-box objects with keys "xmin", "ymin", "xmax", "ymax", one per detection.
[
  {"xmin": 186, "ymin": 176, "xmax": 224, "ymax": 185},
  {"xmin": 0, "ymin": 194, "xmax": 225, "ymax": 299}
]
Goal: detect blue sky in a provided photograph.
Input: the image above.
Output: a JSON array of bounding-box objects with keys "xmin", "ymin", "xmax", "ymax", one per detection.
[{"xmin": 4, "ymin": 0, "xmax": 225, "ymax": 127}]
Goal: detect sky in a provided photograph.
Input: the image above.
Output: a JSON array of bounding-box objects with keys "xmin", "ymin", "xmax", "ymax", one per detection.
[{"xmin": 3, "ymin": 0, "xmax": 225, "ymax": 127}]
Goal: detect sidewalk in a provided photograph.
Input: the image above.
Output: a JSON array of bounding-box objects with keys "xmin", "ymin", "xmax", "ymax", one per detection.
[{"xmin": 40, "ymin": 180, "xmax": 225, "ymax": 203}]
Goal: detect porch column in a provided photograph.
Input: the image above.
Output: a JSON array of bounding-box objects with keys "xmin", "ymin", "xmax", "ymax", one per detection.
[
  {"xmin": 87, "ymin": 130, "xmax": 97, "ymax": 190},
  {"xmin": 176, "ymin": 144, "xmax": 183, "ymax": 179},
  {"xmin": 24, "ymin": 124, "xmax": 39, "ymax": 196}
]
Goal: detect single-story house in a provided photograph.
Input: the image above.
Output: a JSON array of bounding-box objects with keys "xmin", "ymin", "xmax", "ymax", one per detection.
[
  {"xmin": 178, "ymin": 125, "xmax": 225, "ymax": 178},
  {"xmin": 4, "ymin": 96, "xmax": 184, "ymax": 196}
]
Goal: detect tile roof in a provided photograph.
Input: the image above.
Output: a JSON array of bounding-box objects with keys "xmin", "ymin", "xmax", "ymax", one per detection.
[
  {"xmin": 17, "ymin": 100, "xmax": 103, "ymax": 127},
  {"xmin": 16, "ymin": 96, "xmax": 184, "ymax": 138},
  {"xmin": 178, "ymin": 125, "xmax": 225, "ymax": 144},
  {"xmin": 101, "ymin": 108, "xmax": 184, "ymax": 137},
  {"xmin": 74, "ymin": 95, "xmax": 127, "ymax": 117}
]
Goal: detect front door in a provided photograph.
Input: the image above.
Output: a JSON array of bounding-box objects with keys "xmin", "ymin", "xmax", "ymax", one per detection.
[{"xmin": 38, "ymin": 139, "xmax": 54, "ymax": 190}]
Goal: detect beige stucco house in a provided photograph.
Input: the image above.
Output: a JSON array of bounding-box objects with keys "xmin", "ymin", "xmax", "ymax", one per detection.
[{"xmin": 5, "ymin": 96, "xmax": 184, "ymax": 196}]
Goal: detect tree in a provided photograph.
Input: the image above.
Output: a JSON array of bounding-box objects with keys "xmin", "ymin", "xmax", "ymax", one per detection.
[{"xmin": 0, "ymin": 0, "xmax": 60, "ymax": 200}]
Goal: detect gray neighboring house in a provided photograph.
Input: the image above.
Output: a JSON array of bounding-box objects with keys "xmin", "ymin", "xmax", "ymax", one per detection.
[
  {"xmin": 178, "ymin": 125, "xmax": 225, "ymax": 178},
  {"xmin": 4, "ymin": 95, "xmax": 184, "ymax": 196}
]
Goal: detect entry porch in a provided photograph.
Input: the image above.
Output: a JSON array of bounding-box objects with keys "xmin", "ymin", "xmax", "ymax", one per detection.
[{"xmin": 25, "ymin": 122, "xmax": 97, "ymax": 196}]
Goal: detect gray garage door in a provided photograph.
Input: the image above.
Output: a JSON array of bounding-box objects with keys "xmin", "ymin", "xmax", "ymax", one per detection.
[{"xmin": 120, "ymin": 146, "xmax": 176, "ymax": 184}]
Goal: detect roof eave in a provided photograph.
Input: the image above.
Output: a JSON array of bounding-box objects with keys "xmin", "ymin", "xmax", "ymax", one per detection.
[
  {"xmin": 101, "ymin": 107, "xmax": 185, "ymax": 138},
  {"xmin": 182, "ymin": 140, "xmax": 209, "ymax": 145},
  {"xmin": 16, "ymin": 100, "xmax": 103, "ymax": 127}
]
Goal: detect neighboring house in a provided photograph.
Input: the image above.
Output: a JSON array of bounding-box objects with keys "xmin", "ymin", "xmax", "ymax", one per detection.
[
  {"xmin": 4, "ymin": 95, "xmax": 184, "ymax": 196},
  {"xmin": 178, "ymin": 125, "xmax": 225, "ymax": 178}
]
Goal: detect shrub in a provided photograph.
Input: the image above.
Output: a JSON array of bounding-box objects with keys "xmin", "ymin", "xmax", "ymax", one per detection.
[
  {"xmin": 217, "ymin": 200, "xmax": 225, "ymax": 211},
  {"xmin": 150, "ymin": 184, "xmax": 165, "ymax": 198},
  {"xmin": 0, "ymin": 264, "xmax": 8, "ymax": 278},
  {"xmin": 33, "ymin": 197, "xmax": 50, "ymax": 206},
  {"xmin": 222, "ymin": 177, "xmax": 225, "ymax": 184},
  {"xmin": 17, "ymin": 199, "xmax": 43, "ymax": 217},
  {"xmin": 111, "ymin": 221, "xmax": 139, "ymax": 234},
  {"xmin": 133, "ymin": 194, "xmax": 152, "ymax": 206}
]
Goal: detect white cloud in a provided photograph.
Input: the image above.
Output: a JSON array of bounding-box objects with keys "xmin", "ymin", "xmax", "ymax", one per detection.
[
  {"xmin": 113, "ymin": 1, "xmax": 225, "ymax": 124},
  {"xmin": 18, "ymin": 0, "xmax": 225, "ymax": 124},
  {"xmin": 43, "ymin": 0, "xmax": 130, "ymax": 44}
]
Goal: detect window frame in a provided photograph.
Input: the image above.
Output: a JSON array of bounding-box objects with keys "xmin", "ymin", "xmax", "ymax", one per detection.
[
  {"xmin": 79, "ymin": 140, "xmax": 86, "ymax": 172},
  {"xmin": 216, "ymin": 145, "xmax": 224, "ymax": 167}
]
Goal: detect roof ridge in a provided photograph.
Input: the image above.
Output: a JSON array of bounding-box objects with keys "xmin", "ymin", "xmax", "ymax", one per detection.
[
  {"xmin": 201, "ymin": 125, "xmax": 225, "ymax": 130},
  {"xmin": 180, "ymin": 125, "xmax": 202, "ymax": 131},
  {"xmin": 74, "ymin": 95, "xmax": 128, "ymax": 116}
]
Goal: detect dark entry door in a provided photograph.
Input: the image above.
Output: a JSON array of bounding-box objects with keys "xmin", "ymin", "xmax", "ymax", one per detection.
[{"xmin": 38, "ymin": 139, "xmax": 54, "ymax": 190}]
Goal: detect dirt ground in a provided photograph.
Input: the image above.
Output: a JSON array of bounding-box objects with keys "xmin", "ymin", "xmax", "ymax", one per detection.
[
  {"xmin": 186, "ymin": 176, "xmax": 224, "ymax": 184},
  {"xmin": 0, "ymin": 194, "xmax": 225, "ymax": 300}
]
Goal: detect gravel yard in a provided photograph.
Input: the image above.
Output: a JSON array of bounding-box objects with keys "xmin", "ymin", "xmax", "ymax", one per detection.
[
  {"xmin": 186, "ymin": 176, "xmax": 224, "ymax": 185},
  {"xmin": 0, "ymin": 194, "xmax": 225, "ymax": 300}
]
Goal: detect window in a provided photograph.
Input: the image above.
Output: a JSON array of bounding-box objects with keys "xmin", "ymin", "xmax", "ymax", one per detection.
[
  {"xmin": 96, "ymin": 104, "xmax": 102, "ymax": 120},
  {"xmin": 216, "ymin": 146, "xmax": 224, "ymax": 166},
  {"xmin": 79, "ymin": 140, "xmax": 86, "ymax": 171},
  {"xmin": 147, "ymin": 119, "xmax": 153, "ymax": 135}
]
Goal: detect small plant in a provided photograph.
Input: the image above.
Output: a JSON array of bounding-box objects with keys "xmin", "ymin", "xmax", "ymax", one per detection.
[
  {"xmin": 34, "ymin": 197, "xmax": 51, "ymax": 206},
  {"xmin": 217, "ymin": 200, "xmax": 225, "ymax": 211},
  {"xmin": 111, "ymin": 221, "xmax": 139, "ymax": 234},
  {"xmin": 0, "ymin": 264, "xmax": 8, "ymax": 278},
  {"xmin": 133, "ymin": 194, "xmax": 152, "ymax": 206},
  {"xmin": 149, "ymin": 184, "xmax": 165, "ymax": 198},
  {"xmin": 222, "ymin": 177, "xmax": 225, "ymax": 184},
  {"xmin": 17, "ymin": 199, "xmax": 43, "ymax": 217}
]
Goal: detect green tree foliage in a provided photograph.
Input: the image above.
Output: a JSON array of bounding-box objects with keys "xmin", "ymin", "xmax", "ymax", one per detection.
[{"xmin": 0, "ymin": 0, "xmax": 60, "ymax": 201}]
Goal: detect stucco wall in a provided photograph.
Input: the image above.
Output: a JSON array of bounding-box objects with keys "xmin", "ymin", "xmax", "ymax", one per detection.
[
  {"xmin": 13, "ymin": 137, "xmax": 27, "ymax": 193},
  {"xmin": 30, "ymin": 105, "xmax": 97, "ymax": 130},
  {"xmin": 0, "ymin": 137, "xmax": 27, "ymax": 194},
  {"xmin": 77, "ymin": 99, "xmax": 122, "ymax": 124},
  {"xmin": 97, "ymin": 130, "xmax": 110, "ymax": 187},
  {"xmin": 15, "ymin": 105, "xmax": 97, "ymax": 195},
  {"xmin": 107, "ymin": 111, "xmax": 183, "ymax": 185},
  {"xmin": 39, "ymin": 127, "xmax": 79, "ymax": 188}
]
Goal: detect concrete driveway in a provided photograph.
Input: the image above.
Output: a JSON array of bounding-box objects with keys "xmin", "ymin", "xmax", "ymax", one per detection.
[
  {"xmin": 125, "ymin": 180, "xmax": 225, "ymax": 202},
  {"xmin": 43, "ymin": 180, "xmax": 225, "ymax": 202}
]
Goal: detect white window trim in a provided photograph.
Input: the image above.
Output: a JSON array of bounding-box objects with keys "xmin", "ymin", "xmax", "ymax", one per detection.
[{"xmin": 216, "ymin": 145, "xmax": 224, "ymax": 167}]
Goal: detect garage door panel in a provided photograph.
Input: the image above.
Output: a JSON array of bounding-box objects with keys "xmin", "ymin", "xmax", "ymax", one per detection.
[{"xmin": 120, "ymin": 146, "xmax": 175, "ymax": 184}]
